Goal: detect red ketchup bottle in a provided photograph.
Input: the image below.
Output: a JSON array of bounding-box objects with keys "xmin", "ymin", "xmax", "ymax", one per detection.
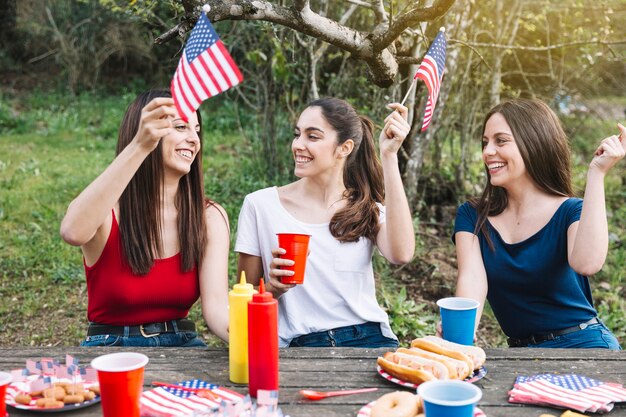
[{"xmin": 247, "ymin": 279, "xmax": 279, "ymax": 397}]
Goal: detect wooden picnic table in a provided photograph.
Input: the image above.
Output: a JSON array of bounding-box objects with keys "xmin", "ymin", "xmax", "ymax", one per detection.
[{"xmin": 1, "ymin": 347, "xmax": 625, "ymax": 417}]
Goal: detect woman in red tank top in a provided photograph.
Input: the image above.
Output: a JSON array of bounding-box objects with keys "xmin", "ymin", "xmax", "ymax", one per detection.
[{"xmin": 60, "ymin": 90, "xmax": 229, "ymax": 347}]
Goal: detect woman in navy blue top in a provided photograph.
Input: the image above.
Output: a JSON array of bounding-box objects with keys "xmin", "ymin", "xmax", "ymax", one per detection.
[{"xmin": 453, "ymin": 98, "xmax": 624, "ymax": 349}]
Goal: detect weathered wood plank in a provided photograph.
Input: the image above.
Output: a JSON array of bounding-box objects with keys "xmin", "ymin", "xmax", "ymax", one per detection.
[{"xmin": 1, "ymin": 348, "xmax": 625, "ymax": 417}]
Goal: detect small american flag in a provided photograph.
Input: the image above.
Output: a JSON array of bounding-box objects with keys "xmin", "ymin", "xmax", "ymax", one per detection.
[
  {"xmin": 509, "ymin": 374, "xmax": 626, "ymax": 413},
  {"xmin": 414, "ymin": 28, "xmax": 447, "ymax": 131},
  {"xmin": 140, "ymin": 379, "xmax": 244, "ymax": 417},
  {"xmin": 40, "ymin": 358, "xmax": 56, "ymax": 376},
  {"xmin": 29, "ymin": 376, "xmax": 52, "ymax": 393},
  {"xmin": 257, "ymin": 389, "xmax": 279, "ymax": 406},
  {"xmin": 171, "ymin": 7, "xmax": 243, "ymax": 123},
  {"xmin": 10, "ymin": 368, "xmax": 30, "ymax": 383},
  {"xmin": 26, "ymin": 360, "xmax": 41, "ymax": 375},
  {"xmin": 80, "ymin": 365, "xmax": 98, "ymax": 382},
  {"xmin": 66, "ymin": 354, "xmax": 79, "ymax": 367}
]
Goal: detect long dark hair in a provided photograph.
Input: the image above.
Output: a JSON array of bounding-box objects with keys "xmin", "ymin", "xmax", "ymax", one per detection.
[
  {"xmin": 308, "ymin": 98, "xmax": 384, "ymax": 243},
  {"xmin": 473, "ymin": 98, "xmax": 573, "ymax": 249},
  {"xmin": 116, "ymin": 89, "xmax": 207, "ymax": 274}
]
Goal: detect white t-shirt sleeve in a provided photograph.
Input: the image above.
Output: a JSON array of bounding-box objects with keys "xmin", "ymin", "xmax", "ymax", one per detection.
[{"xmin": 235, "ymin": 195, "xmax": 261, "ymax": 257}]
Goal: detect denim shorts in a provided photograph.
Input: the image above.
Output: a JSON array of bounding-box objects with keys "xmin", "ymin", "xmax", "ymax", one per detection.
[
  {"xmin": 528, "ymin": 322, "xmax": 622, "ymax": 350},
  {"xmin": 80, "ymin": 323, "xmax": 207, "ymax": 348},
  {"xmin": 288, "ymin": 322, "xmax": 399, "ymax": 348}
]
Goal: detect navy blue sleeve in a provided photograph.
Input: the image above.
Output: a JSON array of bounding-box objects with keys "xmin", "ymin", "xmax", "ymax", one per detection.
[
  {"xmin": 563, "ymin": 198, "xmax": 583, "ymax": 228},
  {"xmin": 452, "ymin": 202, "xmax": 478, "ymax": 244}
]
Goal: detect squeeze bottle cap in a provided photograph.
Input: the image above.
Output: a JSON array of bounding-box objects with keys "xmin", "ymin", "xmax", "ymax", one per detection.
[
  {"xmin": 252, "ymin": 279, "xmax": 274, "ymax": 303},
  {"xmin": 232, "ymin": 271, "xmax": 254, "ymax": 294}
]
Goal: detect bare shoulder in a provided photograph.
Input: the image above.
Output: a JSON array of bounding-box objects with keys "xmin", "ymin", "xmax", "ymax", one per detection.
[
  {"xmin": 205, "ymin": 201, "xmax": 230, "ymax": 233},
  {"xmin": 205, "ymin": 201, "xmax": 228, "ymax": 220}
]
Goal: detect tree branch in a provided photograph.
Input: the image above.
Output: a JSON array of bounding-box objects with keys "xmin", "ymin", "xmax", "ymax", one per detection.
[
  {"xmin": 375, "ymin": 0, "xmax": 456, "ymax": 49},
  {"xmin": 372, "ymin": 0, "xmax": 387, "ymax": 24},
  {"xmin": 156, "ymin": 0, "xmax": 454, "ymax": 86},
  {"xmin": 192, "ymin": 0, "xmax": 367, "ymax": 54},
  {"xmin": 465, "ymin": 39, "xmax": 626, "ymax": 51},
  {"xmin": 344, "ymin": 0, "xmax": 373, "ymax": 9},
  {"xmin": 155, "ymin": 21, "xmax": 193, "ymax": 44},
  {"xmin": 447, "ymin": 39, "xmax": 491, "ymax": 71},
  {"xmin": 395, "ymin": 40, "xmax": 491, "ymax": 70}
]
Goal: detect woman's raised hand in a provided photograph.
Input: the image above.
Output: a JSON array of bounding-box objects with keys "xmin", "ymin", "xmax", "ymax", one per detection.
[
  {"xmin": 266, "ymin": 248, "xmax": 296, "ymax": 298},
  {"xmin": 590, "ymin": 122, "xmax": 626, "ymax": 174},
  {"xmin": 379, "ymin": 103, "xmax": 411, "ymax": 155},
  {"xmin": 134, "ymin": 97, "xmax": 177, "ymax": 152}
]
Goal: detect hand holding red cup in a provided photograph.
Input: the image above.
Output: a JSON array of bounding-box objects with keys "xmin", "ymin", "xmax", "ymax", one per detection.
[{"xmin": 276, "ymin": 233, "xmax": 311, "ymax": 284}]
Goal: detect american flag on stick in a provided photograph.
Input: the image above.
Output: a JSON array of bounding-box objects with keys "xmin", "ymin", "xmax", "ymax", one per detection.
[
  {"xmin": 171, "ymin": 4, "xmax": 243, "ymax": 122},
  {"xmin": 412, "ymin": 28, "xmax": 447, "ymax": 131}
]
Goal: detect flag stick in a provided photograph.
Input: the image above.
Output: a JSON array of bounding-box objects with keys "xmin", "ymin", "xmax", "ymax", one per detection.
[{"xmin": 400, "ymin": 78, "xmax": 417, "ymax": 106}]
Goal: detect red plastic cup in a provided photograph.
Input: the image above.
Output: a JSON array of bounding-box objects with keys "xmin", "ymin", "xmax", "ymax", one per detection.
[
  {"xmin": 0, "ymin": 371, "xmax": 12, "ymax": 417},
  {"xmin": 91, "ymin": 352, "xmax": 149, "ymax": 417},
  {"xmin": 277, "ymin": 233, "xmax": 311, "ymax": 284}
]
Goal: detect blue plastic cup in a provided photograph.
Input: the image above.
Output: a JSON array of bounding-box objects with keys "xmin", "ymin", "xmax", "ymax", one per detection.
[
  {"xmin": 417, "ymin": 380, "xmax": 482, "ymax": 417},
  {"xmin": 437, "ymin": 297, "xmax": 480, "ymax": 346}
]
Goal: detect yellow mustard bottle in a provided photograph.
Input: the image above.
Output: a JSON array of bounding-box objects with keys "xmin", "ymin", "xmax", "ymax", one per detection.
[{"xmin": 229, "ymin": 271, "xmax": 256, "ymax": 383}]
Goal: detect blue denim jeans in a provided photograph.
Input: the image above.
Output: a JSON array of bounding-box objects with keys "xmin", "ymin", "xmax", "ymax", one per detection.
[
  {"xmin": 80, "ymin": 322, "xmax": 207, "ymax": 348},
  {"xmin": 528, "ymin": 322, "xmax": 622, "ymax": 350},
  {"xmin": 288, "ymin": 322, "xmax": 399, "ymax": 348}
]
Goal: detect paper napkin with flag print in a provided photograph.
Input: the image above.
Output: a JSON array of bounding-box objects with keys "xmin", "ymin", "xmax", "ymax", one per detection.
[
  {"xmin": 414, "ymin": 28, "xmax": 447, "ymax": 131},
  {"xmin": 171, "ymin": 5, "xmax": 243, "ymax": 123},
  {"xmin": 508, "ymin": 374, "xmax": 626, "ymax": 413},
  {"xmin": 140, "ymin": 379, "xmax": 246, "ymax": 417}
]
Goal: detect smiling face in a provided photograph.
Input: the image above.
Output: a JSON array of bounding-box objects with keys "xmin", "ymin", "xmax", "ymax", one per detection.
[
  {"xmin": 482, "ymin": 112, "xmax": 529, "ymax": 188},
  {"xmin": 161, "ymin": 111, "xmax": 201, "ymax": 177},
  {"xmin": 292, "ymin": 106, "xmax": 346, "ymax": 178}
]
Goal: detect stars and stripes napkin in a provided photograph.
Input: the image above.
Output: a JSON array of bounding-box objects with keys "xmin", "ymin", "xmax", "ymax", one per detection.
[
  {"xmin": 140, "ymin": 380, "xmax": 244, "ymax": 417},
  {"xmin": 508, "ymin": 374, "xmax": 626, "ymax": 413}
]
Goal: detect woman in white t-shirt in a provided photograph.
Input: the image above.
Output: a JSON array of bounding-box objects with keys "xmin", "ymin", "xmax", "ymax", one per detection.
[{"xmin": 235, "ymin": 98, "xmax": 415, "ymax": 347}]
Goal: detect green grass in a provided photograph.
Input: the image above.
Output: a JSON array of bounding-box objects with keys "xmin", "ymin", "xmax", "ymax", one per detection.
[
  {"xmin": 0, "ymin": 90, "xmax": 624, "ymax": 348},
  {"xmin": 0, "ymin": 91, "xmax": 255, "ymax": 346},
  {"xmin": 0, "ymin": 130, "xmax": 108, "ymax": 345}
]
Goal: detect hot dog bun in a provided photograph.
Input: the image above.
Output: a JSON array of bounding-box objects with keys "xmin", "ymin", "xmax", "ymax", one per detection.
[
  {"xmin": 395, "ymin": 347, "xmax": 471, "ymax": 380},
  {"xmin": 377, "ymin": 351, "xmax": 449, "ymax": 385},
  {"xmin": 410, "ymin": 336, "xmax": 486, "ymax": 370}
]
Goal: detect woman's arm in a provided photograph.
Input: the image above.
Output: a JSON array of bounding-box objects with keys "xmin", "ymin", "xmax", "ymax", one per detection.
[
  {"xmin": 568, "ymin": 123, "xmax": 625, "ymax": 276},
  {"xmin": 237, "ymin": 250, "xmax": 295, "ymax": 299},
  {"xmin": 60, "ymin": 98, "xmax": 176, "ymax": 248},
  {"xmin": 454, "ymin": 232, "xmax": 488, "ymax": 328},
  {"xmin": 376, "ymin": 103, "xmax": 415, "ymax": 264},
  {"xmin": 199, "ymin": 203, "xmax": 230, "ymax": 342},
  {"xmin": 237, "ymin": 253, "xmax": 264, "ymax": 286}
]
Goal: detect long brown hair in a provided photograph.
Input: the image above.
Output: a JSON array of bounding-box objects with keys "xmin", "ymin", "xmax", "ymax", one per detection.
[
  {"xmin": 473, "ymin": 98, "xmax": 573, "ymax": 249},
  {"xmin": 308, "ymin": 98, "xmax": 384, "ymax": 242},
  {"xmin": 116, "ymin": 89, "xmax": 207, "ymax": 274}
]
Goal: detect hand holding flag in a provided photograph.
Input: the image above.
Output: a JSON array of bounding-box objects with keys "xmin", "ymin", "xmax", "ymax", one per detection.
[
  {"xmin": 402, "ymin": 27, "xmax": 447, "ymax": 131},
  {"xmin": 171, "ymin": 4, "xmax": 243, "ymax": 122}
]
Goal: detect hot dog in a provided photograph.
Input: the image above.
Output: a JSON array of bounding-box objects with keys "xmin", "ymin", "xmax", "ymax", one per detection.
[
  {"xmin": 410, "ymin": 336, "xmax": 486, "ymax": 370},
  {"xmin": 395, "ymin": 347, "xmax": 471, "ymax": 380},
  {"xmin": 377, "ymin": 351, "xmax": 449, "ymax": 385}
]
